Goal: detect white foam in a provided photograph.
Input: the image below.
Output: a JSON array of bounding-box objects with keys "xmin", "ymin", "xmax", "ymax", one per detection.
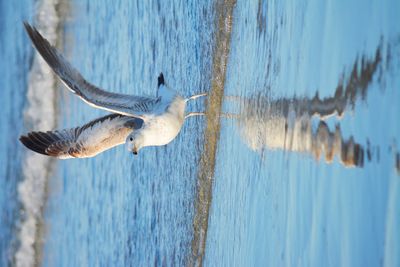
[{"xmin": 16, "ymin": 0, "xmax": 60, "ymax": 266}]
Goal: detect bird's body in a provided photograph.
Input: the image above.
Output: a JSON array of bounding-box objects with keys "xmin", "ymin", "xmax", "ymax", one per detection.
[
  {"xmin": 20, "ymin": 23, "xmax": 206, "ymax": 158},
  {"xmin": 139, "ymin": 95, "xmax": 186, "ymax": 147}
]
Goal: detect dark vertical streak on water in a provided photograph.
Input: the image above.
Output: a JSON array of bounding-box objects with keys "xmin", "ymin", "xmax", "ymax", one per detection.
[{"xmin": 189, "ymin": 0, "xmax": 236, "ymax": 266}]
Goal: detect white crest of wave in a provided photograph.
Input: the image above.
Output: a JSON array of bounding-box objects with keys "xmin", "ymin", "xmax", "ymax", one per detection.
[{"xmin": 16, "ymin": 0, "xmax": 60, "ymax": 266}]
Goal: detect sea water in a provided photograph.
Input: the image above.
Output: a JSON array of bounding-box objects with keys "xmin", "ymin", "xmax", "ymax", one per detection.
[
  {"xmin": 0, "ymin": 0, "xmax": 399, "ymax": 266},
  {"xmin": 205, "ymin": 0, "xmax": 400, "ymax": 266}
]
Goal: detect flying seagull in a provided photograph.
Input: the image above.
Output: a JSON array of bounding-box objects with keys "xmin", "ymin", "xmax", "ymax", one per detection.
[{"xmin": 19, "ymin": 22, "xmax": 206, "ymax": 158}]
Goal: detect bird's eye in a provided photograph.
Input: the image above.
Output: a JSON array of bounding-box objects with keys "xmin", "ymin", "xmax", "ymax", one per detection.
[{"xmin": 129, "ymin": 137, "xmax": 133, "ymax": 141}]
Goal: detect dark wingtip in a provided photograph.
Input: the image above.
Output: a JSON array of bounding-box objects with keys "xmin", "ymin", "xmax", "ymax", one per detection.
[
  {"xmin": 22, "ymin": 21, "xmax": 50, "ymax": 52},
  {"xmin": 23, "ymin": 21, "xmax": 36, "ymax": 37},
  {"xmin": 23, "ymin": 22, "xmax": 43, "ymax": 50},
  {"xmin": 19, "ymin": 135, "xmax": 31, "ymax": 147},
  {"xmin": 19, "ymin": 134, "xmax": 49, "ymax": 156},
  {"xmin": 157, "ymin": 72, "xmax": 165, "ymax": 87}
]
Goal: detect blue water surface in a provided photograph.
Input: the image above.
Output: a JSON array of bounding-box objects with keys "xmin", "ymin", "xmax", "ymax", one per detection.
[
  {"xmin": 205, "ymin": 0, "xmax": 400, "ymax": 266},
  {"xmin": 1, "ymin": 0, "xmax": 399, "ymax": 266},
  {"xmin": 0, "ymin": 1, "xmax": 33, "ymax": 265},
  {"xmin": 43, "ymin": 1, "xmax": 214, "ymax": 266}
]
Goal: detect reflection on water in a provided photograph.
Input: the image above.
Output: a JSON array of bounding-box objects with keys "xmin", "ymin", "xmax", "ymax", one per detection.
[
  {"xmin": 233, "ymin": 42, "xmax": 391, "ymax": 168},
  {"xmin": 239, "ymin": 110, "xmax": 364, "ymax": 167}
]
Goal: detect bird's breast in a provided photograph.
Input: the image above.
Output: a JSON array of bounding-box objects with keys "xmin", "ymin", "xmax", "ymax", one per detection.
[
  {"xmin": 144, "ymin": 112, "xmax": 185, "ymax": 146},
  {"xmin": 140, "ymin": 95, "xmax": 186, "ymax": 147}
]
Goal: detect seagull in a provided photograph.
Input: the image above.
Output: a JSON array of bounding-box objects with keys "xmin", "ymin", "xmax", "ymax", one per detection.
[{"xmin": 19, "ymin": 22, "xmax": 207, "ymax": 158}]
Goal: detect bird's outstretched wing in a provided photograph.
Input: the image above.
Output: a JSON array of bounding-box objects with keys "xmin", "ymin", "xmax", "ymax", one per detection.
[
  {"xmin": 19, "ymin": 114, "xmax": 143, "ymax": 159},
  {"xmin": 24, "ymin": 22, "xmax": 159, "ymax": 119}
]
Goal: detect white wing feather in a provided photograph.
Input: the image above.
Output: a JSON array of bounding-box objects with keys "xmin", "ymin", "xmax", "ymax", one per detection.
[{"xmin": 20, "ymin": 114, "xmax": 142, "ymax": 158}]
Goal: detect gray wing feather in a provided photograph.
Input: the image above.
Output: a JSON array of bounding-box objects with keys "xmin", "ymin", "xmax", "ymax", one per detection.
[
  {"xmin": 24, "ymin": 22, "xmax": 159, "ymax": 119},
  {"xmin": 19, "ymin": 114, "xmax": 142, "ymax": 158}
]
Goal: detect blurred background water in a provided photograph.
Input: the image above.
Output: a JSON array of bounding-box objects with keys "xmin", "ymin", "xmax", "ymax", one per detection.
[{"xmin": 0, "ymin": 0, "xmax": 399, "ymax": 266}]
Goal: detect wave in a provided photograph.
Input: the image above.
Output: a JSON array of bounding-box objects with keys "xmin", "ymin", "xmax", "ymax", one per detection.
[{"xmin": 16, "ymin": 0, "xmax": 62, "ymax": 266}]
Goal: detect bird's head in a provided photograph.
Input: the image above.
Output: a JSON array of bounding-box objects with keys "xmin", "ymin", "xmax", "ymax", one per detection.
[{"xmin": 126, "ymin": 132, "xmax": 144, "ymax": 155}]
